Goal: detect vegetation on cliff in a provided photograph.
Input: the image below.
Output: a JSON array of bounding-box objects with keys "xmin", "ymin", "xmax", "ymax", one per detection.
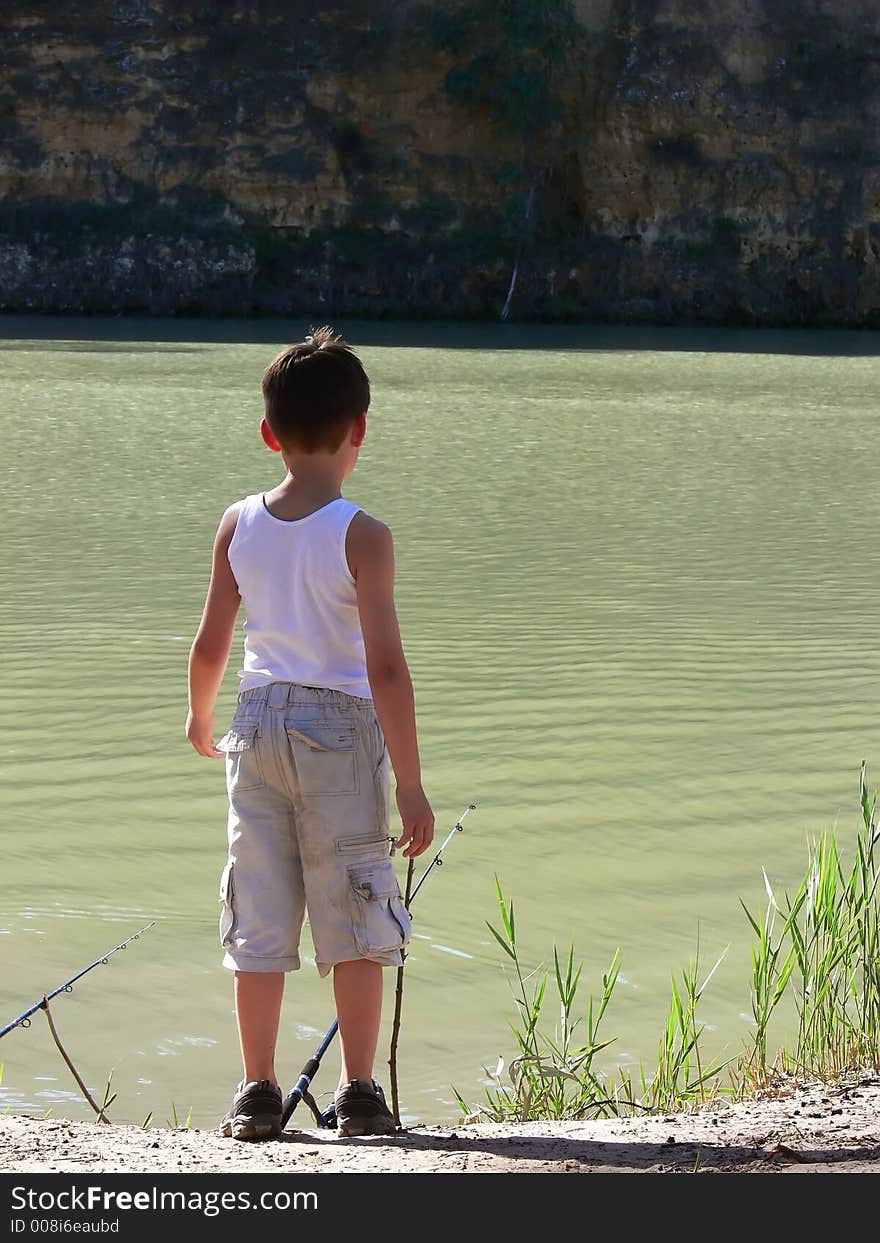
[{"xmin": 2, "ymin": 1, "xmax": 880, "ymax": 321}]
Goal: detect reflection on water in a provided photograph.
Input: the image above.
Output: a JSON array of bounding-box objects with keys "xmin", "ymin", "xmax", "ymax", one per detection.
[{"xmin": 1, "ymin": 317, "xmax": 879, "ymax": 1126}]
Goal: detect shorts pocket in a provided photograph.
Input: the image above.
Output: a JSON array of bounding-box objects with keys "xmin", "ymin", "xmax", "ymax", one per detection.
[
  {"xmin": 286, "ymin": 722, "xmax": 359, "ymax": 796},
  {"xmin": 216, "ymin": 724, "xmax": 263, "ymax": 792},
  {"xmin": 218, "ymin": 861, "xmax": 236, "ymax": 948},
  {"xmin": 348, "ymin": 861, "xmax": 411, "ymax": 956},
  {"xmin": 336, "ymin": 833, "xmax": 391, "ymax": 856}
]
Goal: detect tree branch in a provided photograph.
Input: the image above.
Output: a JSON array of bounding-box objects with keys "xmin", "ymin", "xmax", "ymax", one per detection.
[
  {"xmin": 41, "ymin": 996, "xmax": 113, "ymax": 1124},
  {"xmin": 388, "ymin": 859, "xmax": 415, "ymax": 1126}
]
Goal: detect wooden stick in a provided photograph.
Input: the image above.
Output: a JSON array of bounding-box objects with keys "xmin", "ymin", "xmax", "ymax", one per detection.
[
  {"xmin": 40, "ymin": 996, "xmax": 112, "ymax": 1124},
  {"xmin": 388, "ymin": 858, "xmax": 415, "ymax": 1127}
]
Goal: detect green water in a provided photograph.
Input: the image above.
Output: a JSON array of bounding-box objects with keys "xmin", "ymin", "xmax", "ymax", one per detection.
[{"xmin": 1, "ymin": 317, "xmax": 879, "ymax": 1127}]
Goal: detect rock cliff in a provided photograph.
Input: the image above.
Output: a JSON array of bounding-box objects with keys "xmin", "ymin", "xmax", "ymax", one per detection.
[{"xmin": 2, "ymin": 0, "xmax": 879, "ymax": 323}]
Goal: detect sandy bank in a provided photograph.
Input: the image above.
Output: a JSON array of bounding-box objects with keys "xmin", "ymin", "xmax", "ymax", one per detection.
[{"xmin": 2, "ymin": 1076, "xmax": 878, "ymax": 1175}]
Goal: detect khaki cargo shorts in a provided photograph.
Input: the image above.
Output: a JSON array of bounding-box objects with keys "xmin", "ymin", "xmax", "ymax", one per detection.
[{"xmin": 215, "ymin": 682, "xmax": 411, "ymax": 976}]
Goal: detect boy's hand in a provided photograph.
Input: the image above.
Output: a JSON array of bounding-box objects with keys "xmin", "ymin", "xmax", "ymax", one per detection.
[
  {"xmin": 395, "ymin": 785, "xmax": 434, "ymax": 858},
  {"xmin": 185, "ymin": 709, "xmax": 223, "ymax": 758}
]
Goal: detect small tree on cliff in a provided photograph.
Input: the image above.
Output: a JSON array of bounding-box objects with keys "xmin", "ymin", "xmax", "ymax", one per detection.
[{"xmin": 428, "ymin": 0, "xmax": 585, "ymax": 317}]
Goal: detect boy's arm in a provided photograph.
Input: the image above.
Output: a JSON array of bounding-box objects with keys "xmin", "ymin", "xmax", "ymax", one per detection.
[
  {"xmin": 348, "ymin": 513, "xmax": 434, "ymax": 858},
  {"xmin": 185, "ymin": 505, "xmax": 242, "ymax": 758}
]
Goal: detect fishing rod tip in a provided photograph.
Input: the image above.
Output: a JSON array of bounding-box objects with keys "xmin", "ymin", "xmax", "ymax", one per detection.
[{"xmin": 469, "ymin": 803, "xmax": 477, "ymax": 810}]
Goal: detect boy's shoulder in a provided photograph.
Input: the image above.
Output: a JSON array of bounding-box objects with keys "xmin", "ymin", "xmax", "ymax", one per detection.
[
  {"xmin": 350, "ymin": 505, "xmax": 389, "ymax": 530},
  {"xmin": 347, "ymin": 509, "xmax": 395, "ymax": 579},
  {"xmin": 349, "ymin": 507, "xmax": 393, "ymax": 544},
  {"xmin": 217, "ymin": 497, "xmax": 246, "ymax": 530}
]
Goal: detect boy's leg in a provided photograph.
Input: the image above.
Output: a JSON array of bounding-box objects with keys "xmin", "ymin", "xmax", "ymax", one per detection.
[
  {"xmin": 217, "ymin": 688, "xmax": 306, "ymax": 1139},
  {"xmin": 289, "ymin": 691, "xmax": 409, "ymax": 1133},
  {"xmin": 333, "ymin": 959, "xmax": 382, "ymax": 1086},
  {"xmin": 218, "ymin": 970, "xmax": 286, "ymax": 1141},
  {"xmin": 333, "ymin": 959, "xmax": 396, "ymax": 1136},
  {"xmin": 234, "ymin": 970, "xmax": 285, "ymax": 1084}
]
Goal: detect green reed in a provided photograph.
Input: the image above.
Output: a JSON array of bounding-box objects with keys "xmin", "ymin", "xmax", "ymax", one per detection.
[
  {"xmin": 166, "ymin": 1101, "xmax": 193, "ymax": 1129},
  {"xmin": 743, "ymin": 761, "xmax": 880, "ymax": 1084},
  {"xmin": 617, "ymin": 943, "xmax": 730, "ymax": 1115},
  {"xmin": 739, "ymin": 869, "xmax": 799, "ymax": 1080},
  {"xmin": 453, "ymin": 878, "xmax": 624, "ymax": 1122},
  {"xmin": 458, "ymin": 764, "xmax": 880, "ymax": 1123}
]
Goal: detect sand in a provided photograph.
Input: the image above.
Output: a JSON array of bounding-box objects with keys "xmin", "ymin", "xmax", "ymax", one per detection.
[{"xmin": 2, "ymin": 1074, "xmax": 878, "ymax": 1174}]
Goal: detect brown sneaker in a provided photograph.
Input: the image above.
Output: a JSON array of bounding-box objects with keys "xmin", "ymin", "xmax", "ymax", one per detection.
[
  {"xmin": 334, "ymin": 1079, "xmax": 397, "ymax": 1137},
  {"xmin": 219, "ymin": 1079, "xmax": 283, "ymax": 1141}
]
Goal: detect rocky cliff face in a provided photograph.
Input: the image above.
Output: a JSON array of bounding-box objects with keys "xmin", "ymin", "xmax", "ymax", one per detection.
[{"xmin": 2, "ymin": 0, "xmax": 879, "ymax": 323}]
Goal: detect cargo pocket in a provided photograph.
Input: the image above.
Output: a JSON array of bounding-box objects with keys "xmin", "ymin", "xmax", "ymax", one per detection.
[
  {"xmin": 336, "ymin": 833, "xmax": 392, "ymax": 857},
  {"xmin": 216, "ymin": 724, "xmax": 263, "ymax": 792},
  {"xmin": 286, "ymin": 722, "xmax": 359, "ymax": 796},
  {"xmin": 218, "ymin": 861, "xmax": 236, "ymax": 949},
  {"xmin": 348, "ymin": 861, "xmax": 411, "ymax": 956}
]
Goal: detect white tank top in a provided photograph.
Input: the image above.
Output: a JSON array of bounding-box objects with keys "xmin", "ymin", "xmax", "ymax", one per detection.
[{"xmin": 227, "ymin": 492, "xmax": 371, "ymax": 699}]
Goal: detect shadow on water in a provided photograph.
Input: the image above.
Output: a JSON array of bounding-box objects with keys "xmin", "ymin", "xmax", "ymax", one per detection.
[{"xmin": 2, "ymin": 314, "xmax": 880, "ymax": 356}]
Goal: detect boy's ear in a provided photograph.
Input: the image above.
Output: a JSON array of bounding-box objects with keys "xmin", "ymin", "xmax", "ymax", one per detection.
[
  {"xmin": 260, "ymin": 418, "xmax": 282, "ymax": 453},
  {"xmin": 351, "ymin": 412, "xmax": 367, "ymax": 448}
]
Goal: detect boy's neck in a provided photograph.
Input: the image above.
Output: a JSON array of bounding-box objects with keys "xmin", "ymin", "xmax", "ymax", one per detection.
[{"xmin": 263, "ymin": 462, "xmax": 344, "ymax": 520}]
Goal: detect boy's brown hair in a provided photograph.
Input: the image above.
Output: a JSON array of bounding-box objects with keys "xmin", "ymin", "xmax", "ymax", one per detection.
[{"xmin": 261, "ymin": 326, "xmax": 370, "ymax": 453}]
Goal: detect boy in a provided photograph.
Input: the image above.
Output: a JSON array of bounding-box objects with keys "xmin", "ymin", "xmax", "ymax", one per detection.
[{"xmin": 185, "ymin": 326, "xmax": 434, "ymax": 1140}]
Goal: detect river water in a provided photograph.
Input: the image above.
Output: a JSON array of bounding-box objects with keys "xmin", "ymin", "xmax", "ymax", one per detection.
[{"xmin": 1, "ymin": 317, "xmax": 878, "ymax": 1127}]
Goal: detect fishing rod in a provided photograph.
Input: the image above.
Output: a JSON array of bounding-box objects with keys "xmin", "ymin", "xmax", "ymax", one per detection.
[
  {"xmin": 281, "ymin": 803, "xmax": 476, "ymax": 1130},
  {"xmin": 408, "ymin": 802, "xmax": 476, "ymax": 903},
  {"xmin": 0, "ymin": 922, "xmax": 157, "ymax": 1040}
]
